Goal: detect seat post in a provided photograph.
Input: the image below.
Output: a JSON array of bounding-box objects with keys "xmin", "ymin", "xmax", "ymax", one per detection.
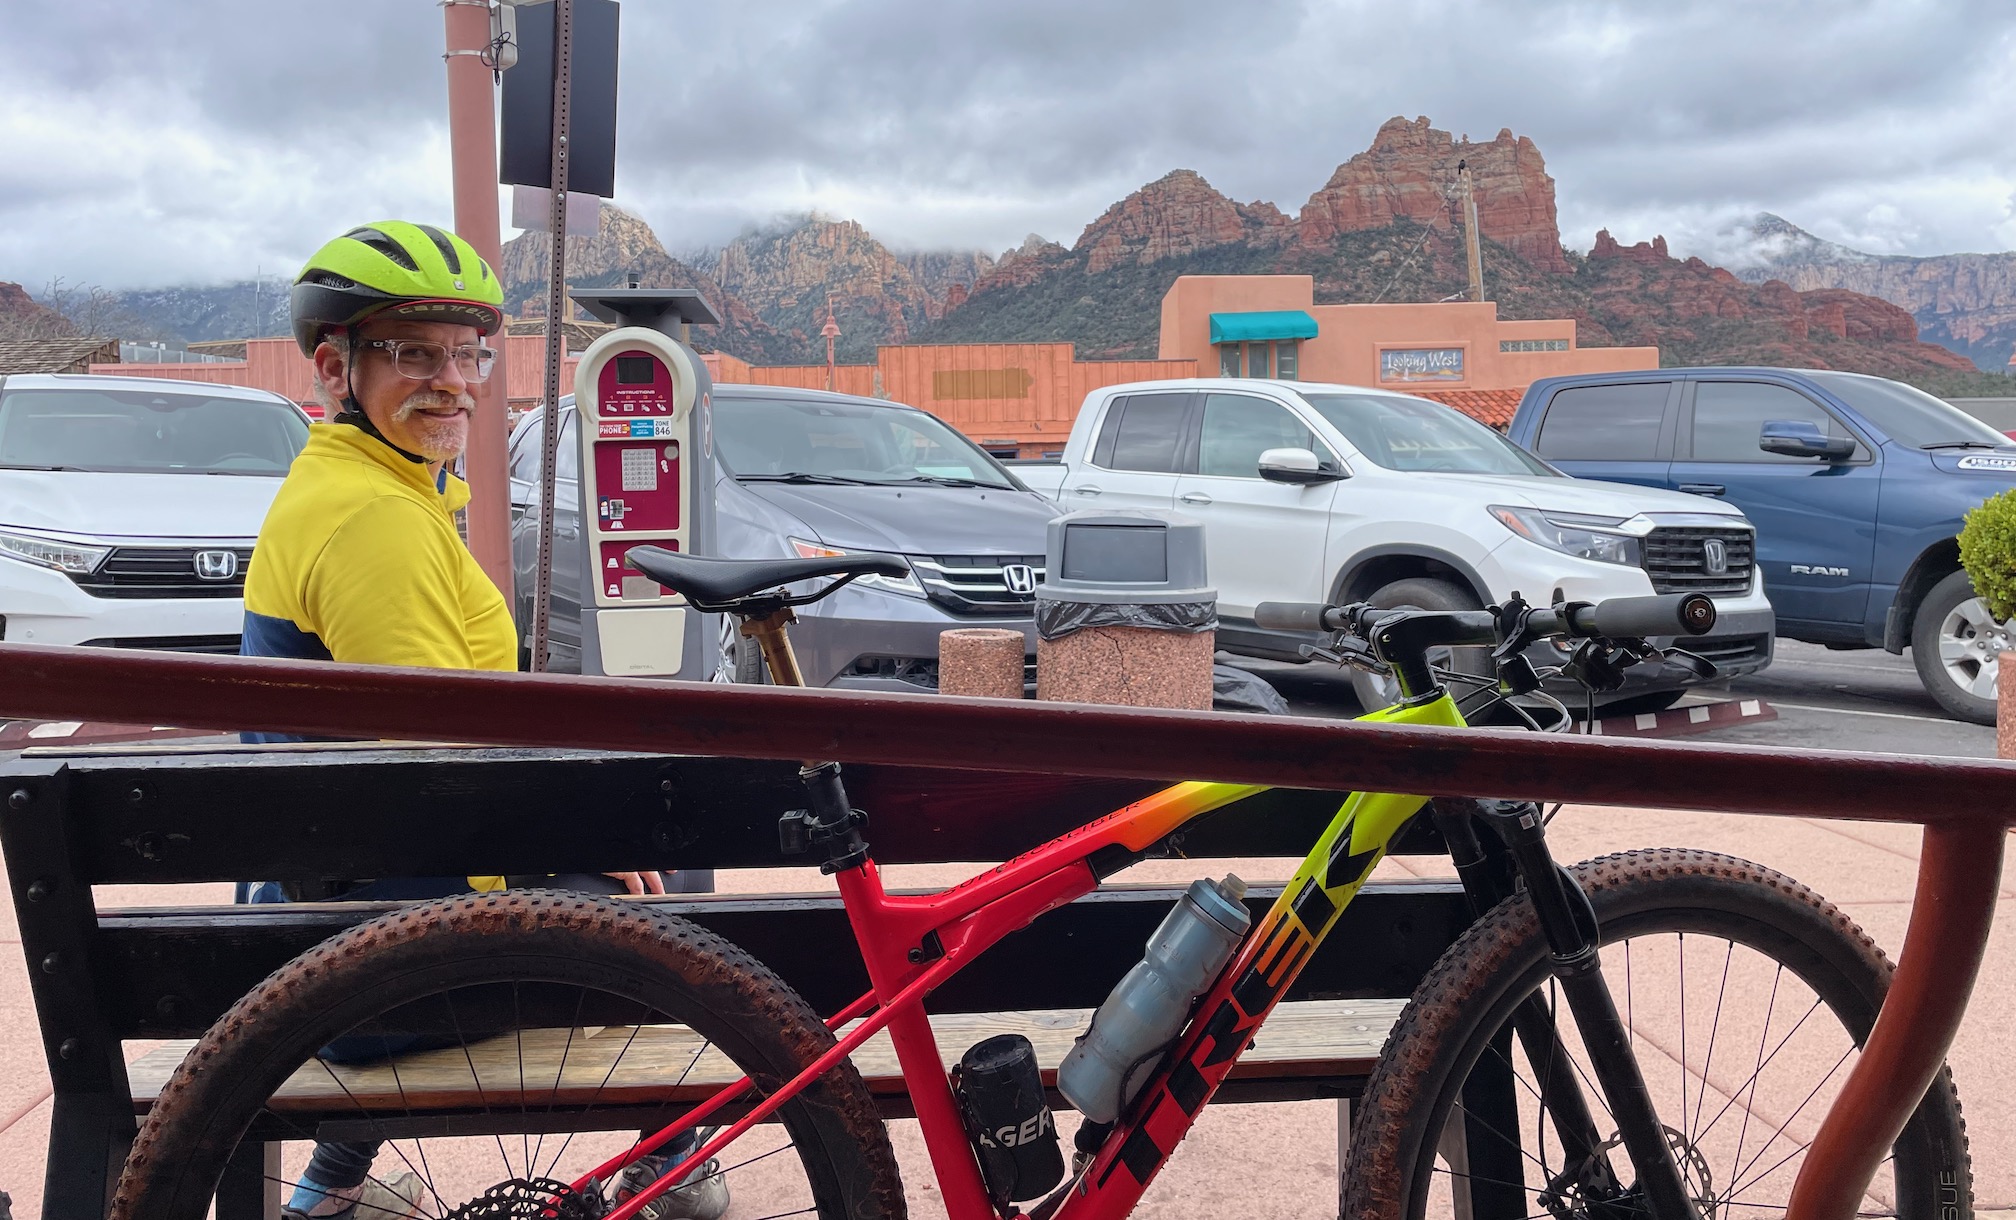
[{"xmin": 742, "ymin": 607, "xmax": 807, "ymax": 688}]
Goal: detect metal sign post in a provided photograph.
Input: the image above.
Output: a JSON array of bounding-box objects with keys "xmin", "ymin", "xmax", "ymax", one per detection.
[
  {"xmin": 503, "ymin": 0, "xmax": 617, "ymax": 671},
  {"xmin": 529, "ymin": 0, "xmax": 573, "ymax": 672}
]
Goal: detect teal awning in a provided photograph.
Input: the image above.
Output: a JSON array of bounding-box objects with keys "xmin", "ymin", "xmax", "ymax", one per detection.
[{"xmin": 1209, "ymin": 310, "xmax": 1318, "ymax": 344}]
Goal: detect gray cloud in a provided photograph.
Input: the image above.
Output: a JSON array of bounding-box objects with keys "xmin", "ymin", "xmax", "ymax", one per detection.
[{"xmin": 1, "ymin": 0, "xmax": 2010, "ymax": 290}]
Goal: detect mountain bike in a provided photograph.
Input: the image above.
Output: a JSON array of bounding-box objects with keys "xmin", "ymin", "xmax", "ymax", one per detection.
[{"xmin": 113, "ymin": 550, "xmax": 1972, "ymax": 1220}]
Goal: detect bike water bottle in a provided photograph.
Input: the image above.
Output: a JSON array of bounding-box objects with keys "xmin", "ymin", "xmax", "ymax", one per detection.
[{"xmin": 1056, "ymin": 875, "xmax": 1250, "ymax": 1124}]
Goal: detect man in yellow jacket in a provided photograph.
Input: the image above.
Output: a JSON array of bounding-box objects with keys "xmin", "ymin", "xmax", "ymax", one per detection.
[
  {"xmin": 245, "ymin": 222, "xmax": 724, "ymax": 1220},
  {"xmin": 242, "ymin": 220, "xmax": 516, "ymax": 678}
]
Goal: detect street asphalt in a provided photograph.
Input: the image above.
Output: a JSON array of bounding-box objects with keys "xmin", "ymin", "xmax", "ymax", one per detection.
[{"xmin": 1231, "ymin": 638, "xmax": 2002, "ymax": 760}]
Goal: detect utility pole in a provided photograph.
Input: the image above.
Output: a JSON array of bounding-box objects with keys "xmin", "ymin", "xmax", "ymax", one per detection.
[
  {"xmin": 821, "ymin": 298, "xmax": 840, "ymax": 391},
  {"xmin": 443, "ymin": 0, "xmax": 513, "ymax": 594},
  {"xmin": 1457, "ymin": 160, "xmax": 1485, "ymax": 304}
]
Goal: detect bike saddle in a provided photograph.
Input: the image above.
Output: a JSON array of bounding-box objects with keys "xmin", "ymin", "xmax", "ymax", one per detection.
[{"xmin": 625, "ymin": 547, "xmax": 910, "ymax": 611}]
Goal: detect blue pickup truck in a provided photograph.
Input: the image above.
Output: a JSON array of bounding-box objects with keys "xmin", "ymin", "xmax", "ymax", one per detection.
[{"xmin": 1508, "ymin": 368, "xmax": 2016, "ymax": 723}]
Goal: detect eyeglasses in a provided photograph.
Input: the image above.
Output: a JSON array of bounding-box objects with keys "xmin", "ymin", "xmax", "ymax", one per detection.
[{"xmin": 360, "ymin": 339, "xmax": 497, "ymax": 383}]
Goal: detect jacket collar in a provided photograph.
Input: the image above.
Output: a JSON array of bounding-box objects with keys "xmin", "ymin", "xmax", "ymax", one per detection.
[{"xmin": 303, "ymin": 423, "xmax": 471, "ymax": 513}]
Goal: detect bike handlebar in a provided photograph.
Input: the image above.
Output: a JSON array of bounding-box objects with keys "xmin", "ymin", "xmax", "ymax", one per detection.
[
  {"xmin": 1253, "ymin": 592, "xmax": 1717, "ymax": 645},
  {"xmin": 1250, "ymin": 601, "xmax": 1332, "ymax": 632}
]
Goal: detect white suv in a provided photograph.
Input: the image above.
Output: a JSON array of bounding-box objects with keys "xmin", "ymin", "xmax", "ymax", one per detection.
[
  {"xmin": 1020, "ymin": 378, "xmax": 1775, "ymax": 711},
  {"xmin": 0, "ymin": 374, "xmax": 310, "ymax": 653}
]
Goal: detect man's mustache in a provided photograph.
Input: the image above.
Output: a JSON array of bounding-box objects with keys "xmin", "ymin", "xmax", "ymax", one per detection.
[{"xmin": 392, "ymin": 390, "xmax": 476, "ymax": 421}]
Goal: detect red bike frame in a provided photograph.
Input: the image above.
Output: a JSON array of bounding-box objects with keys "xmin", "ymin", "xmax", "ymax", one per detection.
[{"xmin": 577, "ymin": 763, "xmax": 1415, "ymax": 1220}]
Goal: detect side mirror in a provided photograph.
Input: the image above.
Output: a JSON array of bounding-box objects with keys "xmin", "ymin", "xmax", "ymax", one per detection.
[
  {"xmin": 1258, "ymin": 447, "xmax": 1347, "ymax": 485},
  {"xmin": 1759, "ymin": 420, "xmax": 1855, "ymax": 461}
]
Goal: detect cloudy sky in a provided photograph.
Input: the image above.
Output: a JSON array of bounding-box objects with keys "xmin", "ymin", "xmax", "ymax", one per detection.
[{"xmin": 3, "ymin": 0, "xmax": 2012, "ymax": 291}]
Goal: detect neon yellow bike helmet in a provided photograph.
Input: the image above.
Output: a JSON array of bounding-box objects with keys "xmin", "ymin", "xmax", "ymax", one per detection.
[{"xmin": 290, "ymin": 221, "xmax": 506, "ymax": 356}]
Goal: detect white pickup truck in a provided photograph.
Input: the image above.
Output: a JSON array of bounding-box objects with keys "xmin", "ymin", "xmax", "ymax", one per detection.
[{"xmin": 1013, "ymin": 378, "xmax": 1776, "ymax": 711}]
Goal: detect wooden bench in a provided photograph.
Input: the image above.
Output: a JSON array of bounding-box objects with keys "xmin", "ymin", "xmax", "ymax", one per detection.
[
  {"xmin": 2, "ymin": 744, "xmax": 1470, "ymax": 1219},
  {"xmin": 125, "ymin": 998, "xmax": 1407, "ymax": 1134}
]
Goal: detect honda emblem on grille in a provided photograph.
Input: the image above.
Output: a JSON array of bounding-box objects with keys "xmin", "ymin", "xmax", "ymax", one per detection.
[
  {"xmin": 1702, "ymin": 538, "xmax": 1728, "ymax": 577},
  {"xmin": 1001, "ymin": 564, "xmax": 1037, "ymax": 595},
  {"xmin": 193, "ymin": 550, "xmax": 239, "ymax": 581}
]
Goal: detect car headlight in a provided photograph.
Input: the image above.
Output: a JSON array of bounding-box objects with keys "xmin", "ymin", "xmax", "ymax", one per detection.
[
  {"xmin": 0, "ymin": 529, "xmax": 111, "ymax": 574},
  {"xmin": 790, "ymin": 538, "xmax": 925, "ymax": 597},
  {"xmin": 1488, "ymin": 506, "xmax": 1641, "ymax": 567}
]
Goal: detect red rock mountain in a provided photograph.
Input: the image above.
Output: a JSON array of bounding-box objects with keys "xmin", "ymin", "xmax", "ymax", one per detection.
[
  {"xmin": 496, "ymin": 118, "xmax": 1999, "ymax": 390},
  {"xmin": 1581, "ymin": 232, "xmax": 1976, "ymax": 377},
  {"xmin": 1729, "ymin": 214, "xmax": 2015, "ymax": 371},
  {"xmin": 1297, "ymin": 117, "xmax": 1569, "ymax": 273},
  {"xmin": 498, "ymin": 205, "xmax": 807, "ymax": 363},
  {"xmin": 0, "ymin": 281, "xmax": 75, "ymax": 340},
  {"xmin": 691, "ymin": 217, "xmax": 993, "ymax": 362},
  {"xmin": 1074, "ymin": 170, "xmax": 1290, "ymax": 274}
]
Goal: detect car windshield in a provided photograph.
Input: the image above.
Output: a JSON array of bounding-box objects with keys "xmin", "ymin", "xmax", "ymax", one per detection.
[
  {"xmin": 1801, "ymin": 371, "xmax": 2010, "ymax": 450},
  {"xmin": 1299, "ymin": 392, "xmax": 1556, "ymax": 476},
  {"xmin": 0, "ymin": 386, "xmax": 308, "ymax": 475},
  {"xmin": 713, "ymin": 395, "xmax": 1015, "ymax": 487}
]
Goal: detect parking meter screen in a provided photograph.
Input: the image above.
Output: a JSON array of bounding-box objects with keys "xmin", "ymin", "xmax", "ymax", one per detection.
[{"xmin": 596, "ymin": 350, "xmax": 676, "ymax": 415}]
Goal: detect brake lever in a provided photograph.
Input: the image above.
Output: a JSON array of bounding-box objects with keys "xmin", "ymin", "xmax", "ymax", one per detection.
[
  {"xmin": 1298, "ymin": 636, "xmax": 1389, "ymax": 674},
  {"xmin": 1661, "ymin": 647, "xmax": 1719, "ymax": 681}
]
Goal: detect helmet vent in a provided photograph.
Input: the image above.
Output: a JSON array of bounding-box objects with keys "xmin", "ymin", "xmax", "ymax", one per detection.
[
  {"xmin": 416, "ymin": 224, "xmax": 463, "ymax": 275},
  {"xmin": 346, "ymin": 227, "xmax": 419, "ymax": 272},
  {"xmin": 301, "ymin": 270, "xmax": 359, "ymax": 289}
]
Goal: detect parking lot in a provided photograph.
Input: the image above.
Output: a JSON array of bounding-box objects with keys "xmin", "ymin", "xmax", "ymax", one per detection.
[{"xmin": 1237, "ymin": 638, "xmax": 2001, "ymax": 760}]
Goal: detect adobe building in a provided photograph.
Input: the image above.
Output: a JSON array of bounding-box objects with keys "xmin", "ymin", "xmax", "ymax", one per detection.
[{"xmin": 1159, "ymin": 275, "xmax": 1659, "ymax": 422}]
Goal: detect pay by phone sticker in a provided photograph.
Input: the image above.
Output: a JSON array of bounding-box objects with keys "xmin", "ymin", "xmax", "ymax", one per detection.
[{"xmin": 598, "ymin": 419, "xmax": 677, "ymax": 439}]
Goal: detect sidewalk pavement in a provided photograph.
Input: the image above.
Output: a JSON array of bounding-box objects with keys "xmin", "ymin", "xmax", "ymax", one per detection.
[{"xmin": 0, "ymin": 808, "xmax": 2008, "ymax": 1219}]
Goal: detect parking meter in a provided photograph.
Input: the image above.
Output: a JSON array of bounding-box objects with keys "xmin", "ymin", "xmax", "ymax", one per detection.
[{"xmin": 568, "ymin": 289, "xmax": 720, "ymax": 677}]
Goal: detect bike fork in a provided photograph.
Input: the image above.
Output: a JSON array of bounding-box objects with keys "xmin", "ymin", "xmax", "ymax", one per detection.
[
  {"xmin": 1433, "ymin": 802, "xmax": 1626, "ymax": 1208},
  {"xmin": 1479, "ymin": 801, "xmax": 1702, "ymax": 1220}
]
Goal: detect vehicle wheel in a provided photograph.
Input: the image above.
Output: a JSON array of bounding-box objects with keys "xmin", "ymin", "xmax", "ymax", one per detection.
[
  {"xmin": 711, "ymin": 614, "xmax": 769, "ymax": 684},
  {"xmin": 1911, "ymin": 570, "xmax": 2009, "ymax": 725},
  {"xmin": 114, "ymin": 892, "xmax": 906, "ymax": 1220},
  {"xmin": 1348, "ymin": 578, "xmax": 1496, "ymax": 716},
  {"xmin": 1342, "ymin": 849, "xmax": 1971, "ymax": 1220}
]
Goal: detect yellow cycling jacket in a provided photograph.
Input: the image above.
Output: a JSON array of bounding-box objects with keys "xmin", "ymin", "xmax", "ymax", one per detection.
[
  {"xmin": 242, "ymin": 423, "xmax": 516, "ymax": 676},
  {"xmin": 241, "ymin": 423, "xmax": 518, "ymax": 892}
]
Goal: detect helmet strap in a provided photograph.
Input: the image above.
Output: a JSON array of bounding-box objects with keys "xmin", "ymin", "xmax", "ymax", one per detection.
[{"xmin": 331, "ymin": 325, "xmax": 429, "ymax": 465}]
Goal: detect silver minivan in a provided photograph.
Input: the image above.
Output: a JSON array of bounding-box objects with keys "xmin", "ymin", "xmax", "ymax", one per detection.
[{"xmin": 507, "ymin": 385, "xmax": 1058, "ymax": 688}]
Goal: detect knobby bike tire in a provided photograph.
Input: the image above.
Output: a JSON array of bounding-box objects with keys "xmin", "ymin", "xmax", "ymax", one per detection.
[
  {"xmin": 113, "ymin": 891, "xmax": 907, "ymax": 1220},
  {"xmin": 1343, "ymin": 849, "xmax": 1971, "ymax": 1220}
]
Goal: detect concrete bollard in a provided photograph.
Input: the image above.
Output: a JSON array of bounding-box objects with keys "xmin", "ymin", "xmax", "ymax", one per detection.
[
  {"xmin": 939, "ymin": 628, "xmax": 1028, "ymax": 699},
  {"xmin": 1035, "ymin": 511, "xmax": 1216, "ymax": 711}
]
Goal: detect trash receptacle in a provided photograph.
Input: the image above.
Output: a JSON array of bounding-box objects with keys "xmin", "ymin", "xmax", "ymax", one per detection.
[{"xmin": 1034, "ymin": 510, "xmax": 1216, "ymax": 709}]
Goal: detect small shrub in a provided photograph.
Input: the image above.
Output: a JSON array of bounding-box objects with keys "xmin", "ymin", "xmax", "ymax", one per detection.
[{"xmin": 1958, "ymin": 488, "xmax": 2016, "ymax": 620}]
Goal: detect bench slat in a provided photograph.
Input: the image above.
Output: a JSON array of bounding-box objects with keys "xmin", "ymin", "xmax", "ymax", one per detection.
[{"xmin": 128, "ymin": 999, "xmax": 1403, "ymax": 1117}]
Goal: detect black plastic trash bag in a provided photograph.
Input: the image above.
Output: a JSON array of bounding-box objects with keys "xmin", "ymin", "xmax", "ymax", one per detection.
[
  {"xmin": 1211, "ymin": 664, "xmax": 1289, "ymax": 715},
  {"xmin": 1034, "ymin": 598, "xmax": 1217, "ymax": 641}
]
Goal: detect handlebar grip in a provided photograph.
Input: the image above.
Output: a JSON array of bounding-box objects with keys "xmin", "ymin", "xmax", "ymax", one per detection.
[
  {"xmin": 1254, "ymin": 601, "xmax": 1335, "ymax": 632},
  {"xmin": 1577, "ymin": 592, "xmax": 1717, "ymax": 638}
]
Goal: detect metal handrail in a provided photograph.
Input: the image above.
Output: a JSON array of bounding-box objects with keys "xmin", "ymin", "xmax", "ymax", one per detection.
[{"xmin": 0, "ymin": 640, "xmax": 2004, "ymax": 1220}]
